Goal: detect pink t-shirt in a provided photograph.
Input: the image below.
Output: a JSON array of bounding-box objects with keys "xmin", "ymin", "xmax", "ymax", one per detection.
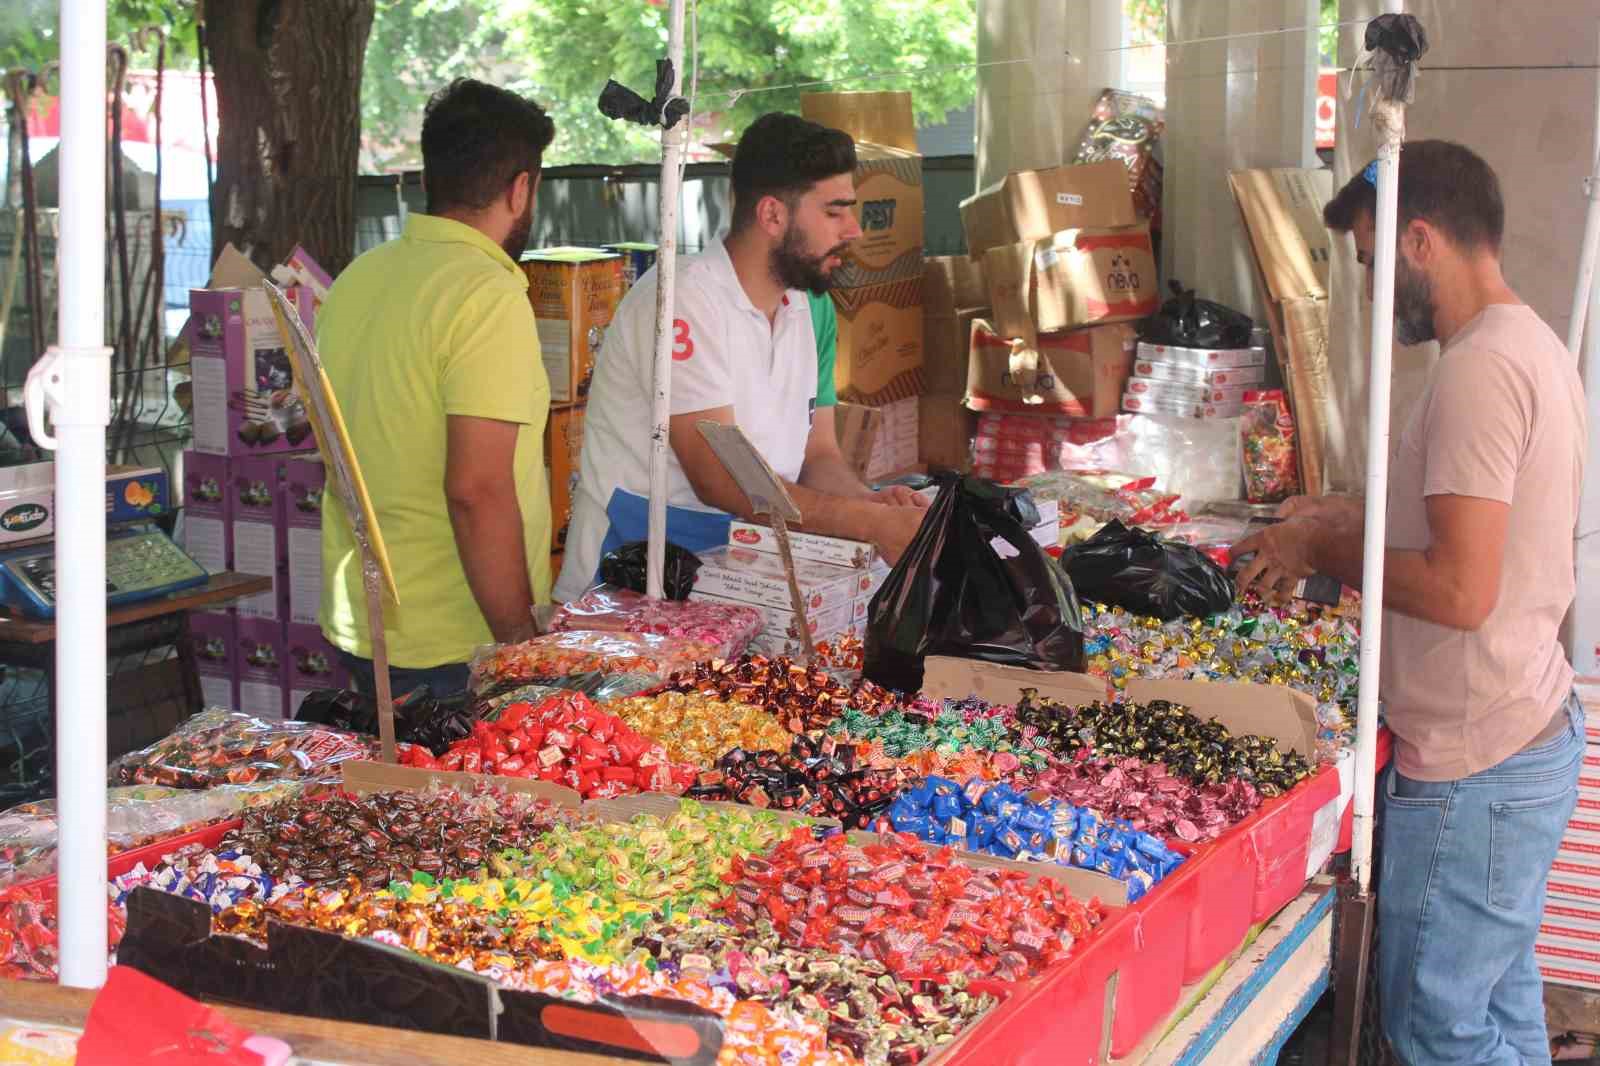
[{"xmin": 1382, "ymin": 304, "xmax": 1585, "ymax": 780}]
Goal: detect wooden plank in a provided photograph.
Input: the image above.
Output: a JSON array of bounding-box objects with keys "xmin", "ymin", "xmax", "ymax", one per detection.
[
  {"xmin": 1544, "ymin": 980, "xmax": 1600, "ymax": 1032},
  {"xmin": 0, "ymin": 979, "xmax": 634, "ymax": 1066},
  {"xmin": 0, "ymin": 572, "xmax": 270, "ymax": 644}
]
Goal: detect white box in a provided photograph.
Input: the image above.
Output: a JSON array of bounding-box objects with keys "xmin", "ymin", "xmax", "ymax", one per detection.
[
  {"xmin": 749, "ymin": 621, "xmax": 865, "ymax": 659},
  {"xmin": 1123, "ymin": 392, "xmax": 1200, "ymax": 418},
  {"xmin": 1131, "ymin": 359, "xmax": 1268, "ymax": 388},
  {"xmin": 693, "ymin": 590, "xmax": 855, "ymax": 641},
  {"xmin": 1136, "ymin": 342, "xmax": 1268, "ymax": 370},
  {"xmin": 693, "ymin": 546, "xmax": 865, "ymax": 612},
  {"xmin": 1125, "ymin": 377, "xmax": 1210, "ymax": 405},
  {"xmin": 0, "ymin": 463, "xmax": 54, "ymax": 545},
  {"xmin": 728, "ymin": 521, "xmax": 881, "ymax": 570}
]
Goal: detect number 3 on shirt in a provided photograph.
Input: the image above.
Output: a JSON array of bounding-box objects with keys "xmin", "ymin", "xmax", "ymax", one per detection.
[{"xmin": 672, "ymin": 318, "xmax": 695, "ymax": 362}]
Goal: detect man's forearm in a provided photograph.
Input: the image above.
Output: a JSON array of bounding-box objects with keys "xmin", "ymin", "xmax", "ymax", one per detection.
[
  {"xmin": 1310, "ymin": 513, "xmax": 1483, "ymax": 629},
  {"xmin": 448, "ymin": 495, "xmax": 536, "ymax": 642},
  {"xmin": 798, "ymin": 452, "xmax": 873, "ymax": 500}
]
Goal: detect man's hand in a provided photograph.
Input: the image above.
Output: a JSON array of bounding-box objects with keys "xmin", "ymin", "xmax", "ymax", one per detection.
[
  {"xmin": 874, "ymin": 505, "xmax": 928, "ymax": 565},
  {"xmin": 1233, "ymin": 520, "xmax": 1321, "ymax": 604},
  {"xmin": 870, "ymin": 485, "xmax": 929, "ymax": 509},
  {"xmin": 1278, "ymin": 494, "xmax": 1363, "ymax": 525}
]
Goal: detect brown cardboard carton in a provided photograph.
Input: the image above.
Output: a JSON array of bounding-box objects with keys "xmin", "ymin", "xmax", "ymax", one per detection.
[
  {"xmin": 965, "ymin": 318, "xmax": 1134, "ymax": 418},
  {"xmin": 832, "ymin": 278, "xmax": 925, "ymax": 405},
  {"xmin": 519, "ymin": 248, "xmax": 625, "ymax": 405},
  {"xmin": 918, "ymin": 393, "xmax": 976, "ymax": 472},
  {"xmin": 1228, "ymin": 168, "xmax": 1336, "ymax": 496},
  {"xmin": 833, "ymin": 143, "xmax": 924, "ymax": 289},
  {"xmin": 800, "ymin": 90, "xmax": 918, "ymax": 152},
  {"xmin": 920, "ymin": 655, "xmax": 1110, "ymax": 705},
  {"xmin": 1125, "ymin": 677, "xmax": 1319, "ymax": 760},
  {"xmin": 960, "ymin": 161, "xmax": 1137, "ymax": 260},
  {"xmin": 340, "ymin": 759, "xmax": 584, "ymax": 809},
  {"xmin": 984, "ymin": 223, "xmax": 1159, "ymax": 336},
  {"xmin": 923, "ymin": 306, "xmax": 987, "ymax": 396},
  {"xmin": 833, "ymin": 402, "xmax": 884, "ymax": 478},
  {"xmin": 924, "ymin": 255, "xmax": 990, "ymax": 317},
  {"xmin": 544, "ymin": 404, "xmax": 584, "ymax": 552}
]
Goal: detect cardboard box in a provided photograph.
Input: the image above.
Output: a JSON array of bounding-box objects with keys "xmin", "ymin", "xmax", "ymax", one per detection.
[
  {"xmin": 1229, "ymin": 168, "xmax": 1336, "ymax": 496},
  {"xmin": 285, "ymin": 623, "xmax": 351, "ymax": 719},
  {"xmin": 749, "ymin": 621, "xmax": 866, "ymax": 659},
  {"xmin": 831, "ymin": 278, "xmax": 925, "ymax": 405},
  {"xmin": 282, "ymin": 455, "xmax": 325, "ymax": 626},
  {"xmin": 188, "ymin": 609, "xmax": 237, "ymax": 712},
  {"xmin": 960, "ymin": 161, "xmax": 1137, "ymax": 260},
  {"xmin": 924, "ymin": 255, "xmax": 990, "ymax": 317},
  {"xmin": 831, "ymin": 144, "xmax": 924, "ymax": 290},
  {"xmin": 1136, "ymin": 341, "xmax": 1267, "ymax": 370},
  {"xmin": 1131, "ymin": 358, "xmax": 1268, "ymax": 388},
  {"xmin": 833, "ymin": 403, "xmax": 884, "ymax": 479},
  {"xmin": 545, "ymin": 405, "xmax": 585, "ymax": 552},
  {"xmin": 0, "ymin": 463, "xmax": 52, "ymax": 545},
  {"xmin": 919, "ymin": 393, "xmax": 975, "ymax": 471},
  {"xmin": 602, "ymin": 242, "xmax": 657, "ymax": 288},
  {"xmin": 862, "ymin": 397, "xmax": 920, "ymax": 478},
  {"xmin": 188, "ymin": 287, "xmax": 316, "ymax": 456},
  {"xmin": 985, "ymin": 223, "xmax": 1159, "ymax": 336},
  {"xmin": 695, "ymin": 591, "xmax": 858, "ymax": 644},
  {"xmin": 235, "ymin": 616, "xmax": 287, "ymax": 720},
  {"xmin": 1125, "ymin": 377, "xmax": 1215, "ymax": 405},
  {"xmin": 924, "ymin": 307, "xmax": 987, "ymax": 396},
  {"xmin": 180, "ymin": 452, "xmax": 230, "ymax": 573},
  {"xmin": 279, "ymin": 245, "xmax": 333, "ymax": 333},
  {"xmin": 965, "ymin": 319, "xmax": 1134, "ymax": 417},
  {"xmin": 229, "ymin": 455, "xmax": 284, "ymax": 620},
  {"xmin": 800, "ymin": 91, "xmax": 918, "ymax": 152},
  {"xmin": 106, "ymin": 466, "xmax": 170, "ymax": 524},
  {"xmin": 519, "ymin": 249, "xmax": 625, "ymax": 406},
  {"xmin": 340, "ymin": 758, "xmax": 582, "ymax": 809},
  {"xmin": 728, "ymin": 521, "xmax": 881, "ymax": 570},
  {"xmin": 693, "ymin": 546, "xmax": 864, "ymax": 613}
]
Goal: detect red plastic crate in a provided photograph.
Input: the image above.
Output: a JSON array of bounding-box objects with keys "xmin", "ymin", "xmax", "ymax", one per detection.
[
  {"xmin": 1171, "ymin": 826, "xmax": 1256, "ymax": 983},
  {"xmin": 1105, "ymin": 848, "xmax": 1198, "ymax": 1057},
  {"xmin": 1242, "ymin": 765, "xmax": 1339, "ymax": 923},
  {"xmin": 5, "ymin": 819, "xmax": 243, "ymax": 901}
]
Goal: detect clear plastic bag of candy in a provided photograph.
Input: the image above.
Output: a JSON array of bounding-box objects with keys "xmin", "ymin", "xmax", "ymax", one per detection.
[
  {"xmin": 469, "ymin": 631, "xmax": 718, "ymax": 695},
  {"xmin": 107, "ymin": 710, "xmax": 378, "ymax": 790},
  {"xmin": 1240, "ymin": 390, "xmax": 1301, "ymax": 503},
  {"xmin": 550, "ymin": 585, "xmax": 762, "ymax": 660}
]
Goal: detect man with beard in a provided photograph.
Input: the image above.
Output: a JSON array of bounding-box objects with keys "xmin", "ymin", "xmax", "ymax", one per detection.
[
  {"xmin": 1235, "ymin": 140, "xmax": 1585, "ymax": 1066},
  {"xmin": 316, "ymin": 78, "xmax": 554, "ymax": 698},
  {"xmin": 555, "ymin": 113, "xmax": 929, "ymax": 600}
]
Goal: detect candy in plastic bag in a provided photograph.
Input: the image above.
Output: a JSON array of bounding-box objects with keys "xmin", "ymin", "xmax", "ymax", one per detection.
[
  {"xmin": 107, "ymin": 710, "xmax": 378, "ymax": 790},
  {"xmin": 1239, "ymin": 390, "xmax": 1301, "ymax": 503},
  {"xmin": 469, "ymin": 631, "xmax": 718, "ymax": 695},
  {"xmin": 1061, "ymin": 519, "xmax": 1235, "ymax": 621},
  {"xmin": 550, "ymin": 584, "xmax": 762, "ymax": 659}
]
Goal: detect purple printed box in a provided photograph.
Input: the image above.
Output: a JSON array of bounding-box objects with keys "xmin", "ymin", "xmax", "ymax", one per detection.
[
  {"xmin": 188, "ymin": 610, "xmax": 237, "ymax": 712},
  {"xmin": 230, "ymin": 455, "xmax": 285, "ymax": 620},
  {"xmin": 285, "ymin": 623, "xmax": 351, "ymax": 719},
  {"xmin": 283, "ymin": 455, "xmax": 326, "ymax": 626},
  {"xmin": 179, "ymin": 451, "xmax": 231, "ymax": 575},
  {"xmin": 236, "ymin": 616, "xmax": 288, "ymax": 720},
  {"xmin": 188, "ymin": 287, "xmax": 316, "ymax": 457}
]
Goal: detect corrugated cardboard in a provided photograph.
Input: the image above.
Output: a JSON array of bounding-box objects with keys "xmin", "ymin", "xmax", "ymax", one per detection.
[
  {"xmin": 920, "ymin": 655, "xmax": 1110, "ymax": 705},
  {"xmin": 340, "ymin": 758, "xmax": 583, "ymax": 809},
  {"xmin": 985, "ymin": 223, "xmax": 1159, "ymax": 336},
  {"xmin": 545, "ymin": 405, "xmax": 584, "ymax": 552},
  {"xmin": 834, "ymin": 144, "xmax": 925, "ymax": 290},
  {"xmin": 833, "ymin": 402, "xmax": 884, "ymax": 478},
  {"xmin": 1125, "ymin": 677, "xmax": 1319, "ymax": 760},
  {"xmin": 918, "ymin": 393, "xmax": 976, "ymax": 472},
  {"xmin": 800, "ymin": 91, "xmax": 918, "ymax": 153},
  {"xmin": 965, "ymin": 319, "xmax": 1134, "ymax": 418},
  {"xmin": 924, "ymin": 255, "xmax": 990, "ymax": 317},
  {"xmin": 1229, "ymin": 169, "xmax": 1335, "ymax": 496},
  {"xmin": 832, "ymin": 278, "xmax": 925, "ymax": 405},
  {"xmin": 961, "ymin": 161, "xmax": 1137, "ymax": 260},
  {"xmin": 519, "ymin": 248, "xmax": 625, "ymax": 406},
  {"xmin": 924, "ymin": 307, "xmax": 986, "ymax": 396}
]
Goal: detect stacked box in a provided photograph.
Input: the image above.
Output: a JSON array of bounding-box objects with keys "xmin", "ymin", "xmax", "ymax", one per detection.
[
  {"xmin": 285, "ymin": 623, "xmax": 352, "ymax": 719},
  {"xmin": 1540, "ymin": 691, "xmax": 1600, "ymax": 990},
  {"xmin": 520, "ymin": 248, "xmax": 625, "ymax": 406},
  {"xmin": 187, "ymin": 288, "xmax": 317, "ymax": 456},
  {"xmin": 691, "ymin": 543, "xmax": 875, "ymax": 656},
  {"xmin": 187, "ymin": 610, "xmax": 238, "ymax": 712},
  {"xmin": 283, "ymin": 455, "xmax": 326, "ymax": 626},
  {"xmin": 179, "ymin": 452, "xmax": 230, "ymax": 574},
  {"xmin": 865, "ymin": 398, "xmax": 919, "ymax": 479},
  {"xmin": 1124, "ymin": 343, "xmax": 1269, "ymax": 420},
  {"xmin": 235, "ymin": 616, "xmax": 288, "ymax": 719},
  {"xmin": 229, "ymin": 455, "xmax": 285, "ymax": 620},
  {"xmin": 603, "ymin": 243, "xmax": 658, "ymax": 289},
  {"xmin": 546, "ymin": 405, "xmax": 585, "ymax": 556}
]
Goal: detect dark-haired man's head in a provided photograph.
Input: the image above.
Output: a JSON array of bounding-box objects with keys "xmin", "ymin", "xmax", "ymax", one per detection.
[
  {"xmin": 1324, "ymin": 140, "xmax": 1505, "ymax": 346},
  {"xmin": 729, "ymin": 113, "xmax": 862, "ymax": 294},
  {"xmin": 421, "ymin": 79, "xmax": 556, "ymax": 259}
]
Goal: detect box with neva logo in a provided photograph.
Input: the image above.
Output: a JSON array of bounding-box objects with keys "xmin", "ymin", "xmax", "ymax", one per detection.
[{"xmin": 0, "ymin": 462, "xmax": 54, "ymax": 544}]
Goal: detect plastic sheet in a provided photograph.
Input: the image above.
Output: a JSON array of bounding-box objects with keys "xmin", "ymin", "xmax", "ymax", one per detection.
[
  {"xmin": 469, "ymin": 631, "xmax": 718, "ymax": 695},
  {"xmin": 295, "ymin": 687, "xmax": 479, "ymax": 757},
  {"xmin": 599, "ymin": 541, "xmax": 701, "ymax": 600},
  {"xmin": 1062, "ymin": 519, "xmax": 1235, "ymax": 621},
  {"xmin": 1125, "ymin": 412, "xmax": 1243, "ymax": 505},
  {"xmin": 550, "ymin": 585, "xmax": 762, "ymax": 659},
  {"xmin": 865, "ymin": 476, "xmax": 1085, "ymax": 692},
  {"xmin": 1137, "ymin": 281, "xmax": 1253, "ymax": 350},
  {"xmin": 107, "ymin": 711, "xmax": 378, "ymax": 790}
]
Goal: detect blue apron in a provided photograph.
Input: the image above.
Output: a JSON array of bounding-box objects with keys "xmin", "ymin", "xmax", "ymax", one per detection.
[{"xmin": 592, "ymin": 488, "xmax": 732, "ymax": 585}]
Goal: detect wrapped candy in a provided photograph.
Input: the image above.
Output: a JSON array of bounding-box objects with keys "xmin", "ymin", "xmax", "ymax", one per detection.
[
  {"xmin": 107, "ymin": 711, "xmax": 377, "ymax": 790},
  {"xmin": 470, "ymin": 632, "xmax": 720, "ymax": 695},
  {"xmin": 550, "ymin": 585, "xmax": 763, "ymax": 660},
  {"xmin": 1239, "ymin": 391, "xmax": 1301, "ymax": 503},
  {"xmin": 602, "ymin": 692, "xmax": 790, "ymax": 768},
  {"xmin": 669, "ymin": 655, "xmax": 902, "ymax": 733},
  {"xmin": 110, "ymin": 845, "xmax": 307, "ymax": 912},
  {"xmin": 687, "ymin": 734, "xmax": 902, "ymax": 829},
  {"xmin": 1021, "ymin": 751, "xmax": 1263, "ymax": 842},
  {"xmin": 0, "ymin": 886, "xmax": 125, "ymax": 981}
]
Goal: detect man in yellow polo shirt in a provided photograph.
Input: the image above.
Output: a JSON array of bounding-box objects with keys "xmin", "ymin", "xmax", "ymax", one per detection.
[{"xmin": 316, "ymin": 79, "xmax": 556, "ymax": 699}]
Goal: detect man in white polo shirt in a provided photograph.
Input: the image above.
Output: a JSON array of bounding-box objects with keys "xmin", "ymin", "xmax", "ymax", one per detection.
[{"xmin": 555, "ymin": 113, "xmax": 928, "ymax": 601}]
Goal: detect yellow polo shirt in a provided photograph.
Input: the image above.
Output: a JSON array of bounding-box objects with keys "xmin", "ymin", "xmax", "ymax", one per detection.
[{"xmin": 317, "ymin": 214, "xmax": 551, "ymax": 668}]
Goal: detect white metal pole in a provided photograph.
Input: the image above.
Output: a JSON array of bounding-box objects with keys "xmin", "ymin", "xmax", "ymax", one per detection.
[
  {"xmin": 1350, "ymin": 2, "xmax": 1407, "ymax": 898},
  {"xmin": 48, "ymin": 0, "xmax": 113, "ymax": 987},
  {"xmin": 1566, "ymin": 19, "xmax": 1600, "ymax": 359},
  {"xmin": 645, "ymin": 0, "xmax": 687, "ymax": 601},
  {"xmin": 1569, "ymin": 20, "xmax": 1600, "ymax": 676}
]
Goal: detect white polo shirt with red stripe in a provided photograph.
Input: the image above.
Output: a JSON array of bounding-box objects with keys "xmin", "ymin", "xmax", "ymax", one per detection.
[{"xmin": 555, "ymin": 238, "xmax": 819, "ymax": 602}]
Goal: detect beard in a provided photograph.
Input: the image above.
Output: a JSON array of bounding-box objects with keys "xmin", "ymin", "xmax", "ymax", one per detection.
[
  {"xmin": 1393, "ymin": 256, "xmax": 1437, "ymax": 346},
  {"xmin": 772, "ymin": 223, "xmax": 848, "ymax": 295},
  {"xmin": 501, "ymin": 195, "xmax": 535, "ymax": 260}
]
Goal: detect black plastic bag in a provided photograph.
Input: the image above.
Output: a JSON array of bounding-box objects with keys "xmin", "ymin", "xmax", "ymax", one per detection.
[
  {"xmin": 864, "ymin": 475, "xmax": 1085, "ymax": 693},
  {"xmin": 1061, "ymin": 519, "xmax": 1235, "ymax": 621},
  {"xmin": 599, "ymin": 541, "xmax": 701, "ymax": 600},
  {"xmin": 295, "ymin": 686, "xmax": 477, "ymax": 756},
  {"xmin": 1138, "ymin": 281, "xmax": 1254, "ymax": 350}
]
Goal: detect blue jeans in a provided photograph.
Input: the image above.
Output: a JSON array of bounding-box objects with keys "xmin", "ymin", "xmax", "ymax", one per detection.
[
  {"xmin": 338, "ymin": 652, "xmax": 472, "ymax": 702},
  {"xmin": 1378, "ymin": 691, "xmax": 1584, "ymax": 1066}
]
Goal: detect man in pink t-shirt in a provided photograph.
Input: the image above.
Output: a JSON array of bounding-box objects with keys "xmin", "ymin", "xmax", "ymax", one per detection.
[{"xmin": 1237, "ymin": 141, "xmax": 1585, "ymax": 1066}]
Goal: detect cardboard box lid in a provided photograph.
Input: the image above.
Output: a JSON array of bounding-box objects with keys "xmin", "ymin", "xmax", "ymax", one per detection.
[
  {"xmin": 1228, "ymin": 168, "xmax": 1335, "ymax": 302},
  {"xmin": 1124, "ymin": 677, "xmax": 1319, "ymax": 759},
  {"xmin": 340, "ymin": 759, "xmax": 584, "ymax": 809},
  {"xmin": 520, "ymin": 247, "xmax": 622, "ymax": 264},
  {"xmin": 960, "ymin": 161, "xmax": 1136, "ymax": 259},
  {"xmin": 920, "ymin": 655, "xmax": 1109, "ymax": 705},
  {"xmin": 800, "ymin": 91, "xmax": 918, "ymax": 153}
]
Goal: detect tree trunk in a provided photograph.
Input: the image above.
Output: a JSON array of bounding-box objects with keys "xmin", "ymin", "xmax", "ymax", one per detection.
[{"xmin": 208, "ymin": 0, "xmax": 376, "ymax": 275}]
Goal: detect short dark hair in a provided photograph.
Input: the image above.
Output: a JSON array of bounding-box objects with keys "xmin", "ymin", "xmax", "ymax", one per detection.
[
  {"xmin": 421, "ymin": 79, "xmax": 555, "ymax": 215},
  {"xmin": 1323, "ymin": 140, "xmax": 1504, "ymax": 252},
  {"xmin": 729, "ymin": 113, "xmax": 857, "ymax": 234}
]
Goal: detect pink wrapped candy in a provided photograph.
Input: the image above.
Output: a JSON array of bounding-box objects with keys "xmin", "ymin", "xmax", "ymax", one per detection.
[
  {"xmin": 549, "ymin": 586, "xmax": 763, "ymax": 660},
  {"xmin": 1018, "ymin": 751, "xmax": 1263, "ymax": 842}
]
